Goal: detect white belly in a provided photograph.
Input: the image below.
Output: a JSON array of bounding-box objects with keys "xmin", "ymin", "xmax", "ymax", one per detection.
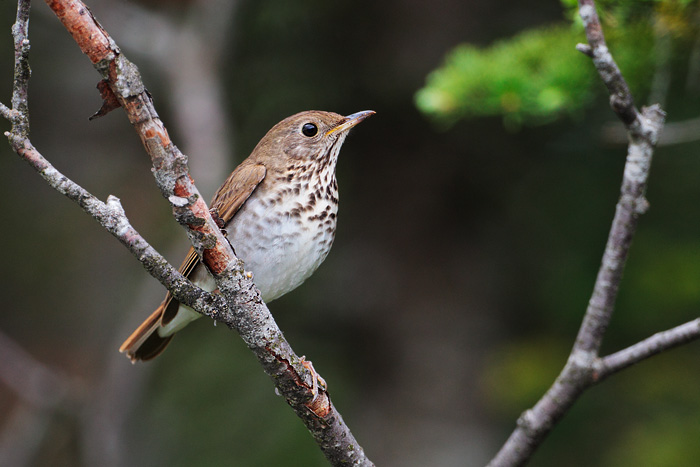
[
  {"xmin": 227, "ymin": 188, "xmax": 337, "ymax": 302},
  {"xmin": 158, "ymin": 180, "xmax": 337, "ymax": 337}
]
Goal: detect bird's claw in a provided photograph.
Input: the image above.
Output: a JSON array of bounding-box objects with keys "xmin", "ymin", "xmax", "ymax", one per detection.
[
  {"xmin": 209, "ymin": 208, "xmax": 226, "ymax": 231},
  {"xmin": 300, "ymin": 356, "xmax": 327, "ymax": 403}
]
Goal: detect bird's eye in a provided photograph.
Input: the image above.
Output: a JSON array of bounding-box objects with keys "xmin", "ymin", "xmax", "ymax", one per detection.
[{"xmin": 301, "ymin": 122, "xmax": 318, "ymax": 137}]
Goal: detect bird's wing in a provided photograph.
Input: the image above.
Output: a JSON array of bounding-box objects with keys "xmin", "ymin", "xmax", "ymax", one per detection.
[
  {"xmin": 174, "ymin": 163, "xmax": 267, "ymax": 280},
  {"xmin": 163, "ymin": 163, "xmax": 267, "ymax": 317},
  {"xmin": 166, "ymin": 163, "xmax": 267, "ymax": 288},
  {"xmin": 211, "ymin": 162, "xmax": 268, "ymax": 223}
]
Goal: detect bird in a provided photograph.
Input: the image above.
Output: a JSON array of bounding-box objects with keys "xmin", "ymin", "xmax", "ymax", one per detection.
[{"xmin": 120, "ymin": 110, "xmax": 375, "ymax": 362}]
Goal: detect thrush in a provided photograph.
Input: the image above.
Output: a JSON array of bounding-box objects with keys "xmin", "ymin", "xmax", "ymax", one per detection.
[{"xmin": 120, "ymin": 110, "xmax": 375, "ymax": 362}]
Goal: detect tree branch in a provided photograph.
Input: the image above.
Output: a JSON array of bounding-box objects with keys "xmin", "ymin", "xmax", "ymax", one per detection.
[
  {"xmin": 0, "ymin": 102, "xmax": 12, "ymax": 120},
  {"xmin": 485, "ymin": 2, "xmax": 698, "ymax": 466},
  {"xmin": 1, "ymin": 0, "xmax": 373, "ymax": 464},
  {"xmin": 595, "ymin": 318, "xmax": 700, "ymax": 381},
  {"xmin": 4, "ymin": 136, "xmax": 227, "ymax": 317},
  {"xmin": 10, "ymin": 0, "xmax": 30, "ymax": 136},
  {"xmin": 85, "ymin": 0, "xmax": 239, "ymax": 195}
]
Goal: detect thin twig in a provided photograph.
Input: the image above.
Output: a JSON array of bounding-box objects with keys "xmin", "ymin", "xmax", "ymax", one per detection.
[
  {"xmin": 595, "ymin": 318, "xmax": 700, "ymax": 381},
  {"xmin": 0, "ymin": 102, "xmax": 12, "ymax": 120},
  {"xmin": 10, "ymin": 0, "xmax": 31, "ymax": 136}
]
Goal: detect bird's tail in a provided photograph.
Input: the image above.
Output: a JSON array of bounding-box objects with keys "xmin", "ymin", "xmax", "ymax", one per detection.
[{"xmin": 119, "ymin": 300, "xmax": 174, "ymax": 363}]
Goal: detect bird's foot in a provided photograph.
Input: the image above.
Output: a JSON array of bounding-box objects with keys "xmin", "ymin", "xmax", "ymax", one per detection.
[
  {"xmin": 300, "ymin": 356, "xmax": 327, "ymax": 403},
  {"xmin": 209, "ymin": 207, "xmax": 226, "ymax": 231}
]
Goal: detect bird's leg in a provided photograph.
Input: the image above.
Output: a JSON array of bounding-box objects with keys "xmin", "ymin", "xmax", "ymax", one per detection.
[
  {"xmin": 209, "ymin": 207, "xmax": 238, "ymax": 255},
  {"xmin": 209, "ymin": 207, "xmax": 226, "ymax": 231}
]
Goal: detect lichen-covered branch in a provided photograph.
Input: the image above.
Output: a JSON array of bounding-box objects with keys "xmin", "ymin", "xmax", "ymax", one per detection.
[
  {"xmin": 485, "ymin": 2, "xmax": 700, "ymax": 466},
  {"xmin": 0, "ymin": 0, "xmax": 373, "ymax": 465},
  {"xmin": 10, "ymin": 0, "xmax": 31, "ymax": 136},
  {"xmin": 4, "ymin": 135, "xmax": 226, "ymax": 316}
]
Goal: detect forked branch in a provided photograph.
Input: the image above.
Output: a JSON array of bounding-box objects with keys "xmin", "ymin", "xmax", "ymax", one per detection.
[{"xmin": 1, "ymin": 0, "xmax": 373, "ymax": 464}]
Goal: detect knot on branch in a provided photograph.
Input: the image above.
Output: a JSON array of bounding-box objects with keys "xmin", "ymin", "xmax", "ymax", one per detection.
[
  {"xmin": 168, "ymin": 194, "xmax": 190, "ymax": 207},
  {"xmin": 516, "ymin": 409, "xmax": 541, "ymax": 436},
  {"xmin": 578, "ymin": 4, "xmax": 599, "ymax": 35},
  {"xmin": 171, "ymin": 194, "xmax": 204, "ymax": 222},
  {"xmin": 90, "ymin": 79, "xmax": 121, "ymax": 120},
  {"xmin": 110, "ymin": 54, "xmax": 145, "ymax": 98},
  {"xmin": 3, "ymin": 108, "xmax": 23, "ymax": 127},
  {"xmin": 590, "ymin": 358, "xmax": 606, "ymax": 383},
  {"xmin": 305, "ymin": 391, "xmax": 331, "ymax": 418},
  {"xmin": 564, "ymin": 350, "xmax": 596, "ymax": 386},
  {"xmin": 575, "ymin": 43, "xmax": 593, "ymax": 57},
  {"xmin": 609, "ymin": 93, "xmax": 637, "ymax": 127},
  {"xmin": 275, "ymin": 353, "xmax": 332, "ymax": 418},
  {"xmin": 633, "ymin": 196, "xmax": 650, "ymax": 215}
]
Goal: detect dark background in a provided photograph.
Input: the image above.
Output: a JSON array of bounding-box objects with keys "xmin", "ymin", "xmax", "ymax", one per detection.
[{"xmin": 1, "ymin": 1, "xmax": 699, "ymax": 466}]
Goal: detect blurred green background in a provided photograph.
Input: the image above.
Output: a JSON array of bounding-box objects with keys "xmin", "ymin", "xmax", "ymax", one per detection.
[{"xmin": 1, "ymin": 0, "xmax": 699, "ymax": 466}]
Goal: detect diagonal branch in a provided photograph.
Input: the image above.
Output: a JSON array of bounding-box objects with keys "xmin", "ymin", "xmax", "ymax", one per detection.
[
  {"xmin": 0, "ymin": 0, "xmax": 373, "ymax": 465},
  {"xmin": 0, "ymin": 102, "xmax": 13, "ymax": 121},
  {"xmin": 4, "ymin": 135, "xmax": 227, "ymax": 317}
]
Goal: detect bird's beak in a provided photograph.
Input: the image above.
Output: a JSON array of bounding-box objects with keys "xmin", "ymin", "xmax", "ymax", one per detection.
[{"xmin": 326, "ymin": 110, "xmax": 376, "ymax": 136}]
